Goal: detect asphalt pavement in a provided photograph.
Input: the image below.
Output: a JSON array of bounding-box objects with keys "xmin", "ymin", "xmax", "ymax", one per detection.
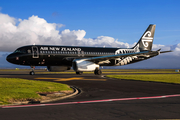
[{"xmin": 0, "ymin": 70, "xmax": 180, "ymax": 120}]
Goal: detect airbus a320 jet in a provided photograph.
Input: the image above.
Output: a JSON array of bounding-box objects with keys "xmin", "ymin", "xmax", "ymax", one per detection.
[{"xmin": 6, "ymin": 24, "xmax": 171, "ymax": 75}]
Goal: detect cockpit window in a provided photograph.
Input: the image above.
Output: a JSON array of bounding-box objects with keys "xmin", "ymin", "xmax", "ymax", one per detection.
[{"xmin": 14, "ymin": 49, "xmax": 26, "ymax": 53}]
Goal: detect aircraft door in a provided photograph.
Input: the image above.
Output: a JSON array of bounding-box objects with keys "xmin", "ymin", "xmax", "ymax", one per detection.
[
  {"xmin": 78, "ymin": 51, "xmax": 81, "ymax": 57},
  {"xmin": 78, "ymin": 51, "xmax": 84, "ymax": 57},
  {"xmin": 81, "ymin": 51, "xmax": 84, "ymax": 57},
  {"xmin": 32, "ymin": 46, "xmax": 39, "ymax": 58}
]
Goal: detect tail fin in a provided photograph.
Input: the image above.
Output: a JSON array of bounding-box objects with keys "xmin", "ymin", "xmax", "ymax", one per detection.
[{"xmin": 133, "ymin": 24, "xmax": 156, "ymax": 51}]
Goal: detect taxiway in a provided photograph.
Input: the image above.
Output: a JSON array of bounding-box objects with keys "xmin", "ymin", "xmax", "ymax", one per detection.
[{"xmin": 0, "ymin": 70, "xmax": 180, "ymax": 120}]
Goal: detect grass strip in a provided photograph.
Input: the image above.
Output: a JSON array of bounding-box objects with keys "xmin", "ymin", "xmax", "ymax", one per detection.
[
  {"xmin": 37, "ymin": 71, "xmax": 177, "ymax": 74},
  {"xmin": 0, "ymin": 69, "xmax": 178, "ymax": 74},
  {"xmin": 36, "ymin": 69, "xmax": 177, "ymax": 74},
  {"xmin": 0, "ymin": 78, "xmax": 72, "ymax": 105},
  {"xmin": 106, "ymin": 74, "xmax": 180, "ymax": 84}
]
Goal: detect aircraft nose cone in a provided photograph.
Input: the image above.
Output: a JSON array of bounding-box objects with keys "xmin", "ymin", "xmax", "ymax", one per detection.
[
  {"xmin": 6, "ymin": 54, "xmax": 15, "ymax": 63},
  {"xmin": 6, "ymin": 54, "xmax": 11, "ymax": 62}
]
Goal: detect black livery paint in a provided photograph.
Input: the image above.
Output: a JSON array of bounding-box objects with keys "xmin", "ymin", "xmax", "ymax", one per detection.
[{"xmin": 6, "ymin": 25, "xmax": 171, "ymax": 75}]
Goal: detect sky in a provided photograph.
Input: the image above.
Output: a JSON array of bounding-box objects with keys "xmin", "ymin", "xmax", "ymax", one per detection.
[{"xmin": 0, "ymin": 0, "xmax": 180, "ymax": 69}]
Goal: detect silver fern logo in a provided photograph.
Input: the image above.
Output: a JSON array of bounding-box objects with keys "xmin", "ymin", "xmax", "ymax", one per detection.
[{"xmin": 142, "ymin": 31, "xmax": 153, "ymax": 47}]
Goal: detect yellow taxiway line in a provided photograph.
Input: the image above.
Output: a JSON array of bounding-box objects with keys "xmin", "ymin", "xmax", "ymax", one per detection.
[{"xmin": 35, "ymin": 77, "xmax": 106, "ymax": 81}]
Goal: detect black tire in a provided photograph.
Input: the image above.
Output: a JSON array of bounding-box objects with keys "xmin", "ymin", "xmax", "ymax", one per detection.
[
  {"xmin": 97, "ymin": 70, "xmax": 102, "ymax": 75},
  {"xmin": 76, "ymin": 71, "xmax": 83, "ymax": 75},
  {"xmin": 94, "ymin": 69, "xmax": 102, "ymax": 75},
  {"xmin": 94, "ymin": 70, "xmax": 97, "ymax": 75},
  {"xmin": 29, "ymin": 71, "xmax": 35, "ymax": 75},
  {"xmin": 94, "ymin": 70, "xmax": 96, "ymax": 75}
]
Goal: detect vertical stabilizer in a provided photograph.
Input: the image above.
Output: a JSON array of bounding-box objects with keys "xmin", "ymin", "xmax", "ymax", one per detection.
[{"xmin": 133, "ymin": 24, "xmax": 156, "ymax": 51}]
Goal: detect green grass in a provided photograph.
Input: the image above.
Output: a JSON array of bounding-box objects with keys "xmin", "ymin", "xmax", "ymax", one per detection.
[
  {"xmin": 0, "ymin": 78, "xmax": 72, "ymax": 105},
  {"xmin": 0, "ymin": 69, "xmax": 178, "ymax": 74},
  {"xmin": 106, "ymin": 74, "xmax": 180, "ymax": 84},
  {"xmin": 102, "ymin": 69, "xmax": 177, "ymax": 73},
  {"xmin": 37, "ymin": 69, "xmax": 178, "ymax": 74}
]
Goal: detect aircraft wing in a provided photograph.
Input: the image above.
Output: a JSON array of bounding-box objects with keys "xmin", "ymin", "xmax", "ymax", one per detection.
[
  {"xmin": 83, "ymin": 50, "xmax": 172, "ymax": 64},
  {"xmin": 85, "ymin": 51, "xmax": 150, "ymax": 63}
]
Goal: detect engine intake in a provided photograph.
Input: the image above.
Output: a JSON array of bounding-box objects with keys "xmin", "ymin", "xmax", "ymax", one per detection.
[{"xmin": 72, "ymin": 59, "xmax": 99, "ymax": 72}]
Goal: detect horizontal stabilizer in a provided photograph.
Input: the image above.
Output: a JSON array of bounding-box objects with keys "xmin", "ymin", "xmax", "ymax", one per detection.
[{"xmin": 160, "ymin": 50, "xmax": 173, "ymax": 54}]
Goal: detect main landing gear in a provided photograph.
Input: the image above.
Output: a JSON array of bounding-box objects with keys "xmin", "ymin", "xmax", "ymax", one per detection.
[
  {"xmin": 30, "ymin": 66, "xmax": 35, "ymax": 75},
  {"xmin": 76, "ymin": 71, "xmax": 83, "ymax": 75},
  {"xmin": 76, "ymin": 69, "xmax": 102, "ymax": 75},
  {"xmin": 94, "ymin": 69, "xmax": 102, "ymax": 75}
]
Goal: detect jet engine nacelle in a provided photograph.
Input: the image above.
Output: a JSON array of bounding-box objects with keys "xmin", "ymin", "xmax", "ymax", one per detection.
[
  {"xmin": 47, "ymin": 66, "xmax": 71, "ymax": 72},
  {"xmin": 72, "ymin": 59, "xmax": 99, "ymax": 72}
]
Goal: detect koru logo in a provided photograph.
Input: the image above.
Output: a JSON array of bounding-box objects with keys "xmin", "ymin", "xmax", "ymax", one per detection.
[{"xmin": 142, "ymin": 31, "xmax": 153, "ymax": 47}]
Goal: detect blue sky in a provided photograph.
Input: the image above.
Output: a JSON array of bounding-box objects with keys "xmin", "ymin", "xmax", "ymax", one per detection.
[
  {"xmin": 0, "ymin": 0, "xmax": 180, "ymax": 68},
  {"xmin": 1, "ymin": 0, "xmax": 180, "ymax": 44}
]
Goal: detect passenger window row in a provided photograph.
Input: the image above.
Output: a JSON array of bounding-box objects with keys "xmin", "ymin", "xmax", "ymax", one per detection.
[{"xmin": 40, "ymin": 51, "xmax": 115, "ymax": 55}]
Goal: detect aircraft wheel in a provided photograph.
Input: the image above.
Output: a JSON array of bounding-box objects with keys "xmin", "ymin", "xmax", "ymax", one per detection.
[
  {"xmin": 29, "ymin": 71, "xmax": 35, "ymax": 75},
  {"xmin": 94, "ymin": 70, "xmax": 97, "ymax": 75},
  {"xmin": 76, "ymin": 71, "xmax": 83, "ymax": 75},
  {"xmin": 94, "ymin": 69, "xmax": 102, "ymax": 75},
  {"xmin": 97, "ymin": 70, "xmax": 102, "ymax": 75}
]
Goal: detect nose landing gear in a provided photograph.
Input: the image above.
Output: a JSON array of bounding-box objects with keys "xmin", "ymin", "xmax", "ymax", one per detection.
[
  {"xmin": 30, "ymin": 66, "xmax": 35, "ymax": 75},
  {"xmin": 30, "ymin": 71, "xmax": 35, "ymax": 75}
]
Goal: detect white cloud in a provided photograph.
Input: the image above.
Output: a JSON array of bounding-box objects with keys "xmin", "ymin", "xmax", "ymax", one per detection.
[
  {"xmin": 0, "ymin": 12, "xmax": 179, "ymax": 69},
  {"xmin": 0, "ymin": 12, "xmax": 179, "ymax": 61},
  {"xmin": 0, "ymin": 14, "xmax": 62, "ymax": 51},
  {"xmin": 152, "ymin": 44, "xmax": 171, "ymax": 51},
  {"xmin": 172, "ymin": 43, "xmax": 180, "ymax": 56},
  {"xmin": 152, "ymin": 43, "xmax": 180, "ymax": 56},
  {"xmin": 0, "ymin": 13, "xmax": 16, "ymax": 25},
  {"xmin": 0, "ymin": 13, "xmax": 130, "ymax": 52}
]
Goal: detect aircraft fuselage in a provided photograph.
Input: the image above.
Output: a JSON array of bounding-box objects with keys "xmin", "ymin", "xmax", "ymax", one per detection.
[
  {"xmin": 7, "ymin": 45, "xmax": 135, "ymax": 66},
  {"xmin": 6, "ymin": 24, "xmax": 171, "ymax": 75}
]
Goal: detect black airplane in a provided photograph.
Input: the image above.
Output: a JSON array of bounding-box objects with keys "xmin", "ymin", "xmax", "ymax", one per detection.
[{"xmin": 6, "ymin": 24, "xmax": 171, "ymax": 75}]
